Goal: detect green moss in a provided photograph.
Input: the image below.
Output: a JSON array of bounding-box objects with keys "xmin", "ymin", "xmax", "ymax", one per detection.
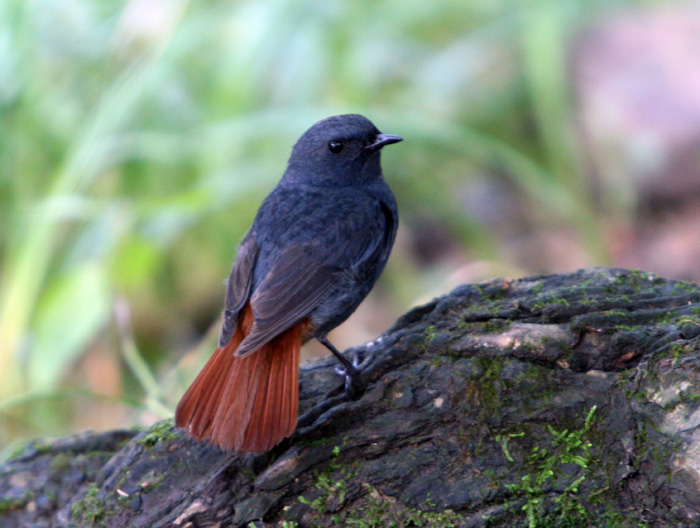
[
  {"xmin": 476, "ymin": 283, "xmax": 510, "ymax": 303},
  {"xmin": 466, "ymin": 356, "xmax": 506, "ymax": 416},
  {"xmin": 672, "ymin": 281, "xmax": 697, "ymax": 294},
  {"xmin": 505, "ymin": 406, "xmax": 598, "ymax": 528},
  {"xmin": 604, "ymin": 309, "xmax": 628, "ymax": 318},
  {"xmin": 531, "ymin": 282, "xmax": 545, "ymax": 295},
  {"xmin": 138, "ymin": 419, "xmax": 177, "ymax": 448},
  {"xmin": 422, "ymin": 325, "xmax": 440, "ymax": 352},
  {"xmin": 0, "ymin": 495, "xmax": 31, "ymax": 515},
  {"xmin": 429, "ymin": 354, "xmax": 450, "ymax": 369},
  {"xmin": 481, "ymin": 319, "xmax": 513, "ymax": 334},
  {"xmin": 613, "ymin": 269, "xmax": 657, "ymax": 293},
  {"xmin": 298, "ymin": 445, "xmax": 356, "ymax": 518},
  {"xmin": 616, "ymin": 369, "xmax": 648, "ymax": 404},
  {"xmin": 0, "ymin": 499, "xmax": 24, "ymax": 515},
  {"xmin": 496, "ymin": 431, "xmax": 525, "ymax": 463},
  {"xmin": 49, "ymin": 452, "xmax": 71, "ymax": 473},
  {"xmin": 678, "ymin": 317, "xmax": 700, "ymax": 335},
  {"xmin": 530, "ymin": 294, "xmax": 570, "ymax": 317},
  {"xmin": 70, "ymin": 483, "xmax": 106, "ymax": 527}
]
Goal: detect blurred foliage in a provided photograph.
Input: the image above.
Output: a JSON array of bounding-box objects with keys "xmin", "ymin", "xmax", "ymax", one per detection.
[{"xmin": 0, "ymin": 0, "xmax": 649, "ymax": 452}]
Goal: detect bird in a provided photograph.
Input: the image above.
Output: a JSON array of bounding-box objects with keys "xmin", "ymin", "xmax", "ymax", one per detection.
[{"xmin": 175, "ymin": 114, "xmax": 402, "ymax": 454}]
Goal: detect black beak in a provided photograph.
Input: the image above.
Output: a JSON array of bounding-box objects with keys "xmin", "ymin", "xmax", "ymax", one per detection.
[{"xmin": 365, "ymin": 133, "xmax": 404, "ymax": 151}]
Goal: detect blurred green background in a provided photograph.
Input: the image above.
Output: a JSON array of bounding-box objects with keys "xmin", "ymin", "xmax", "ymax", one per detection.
[{"xmin": 2, "ymin": 0, "xmax": 697, "ymax": 454}]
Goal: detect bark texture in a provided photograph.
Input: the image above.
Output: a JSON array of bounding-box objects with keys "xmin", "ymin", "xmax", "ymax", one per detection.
[{"xmin": 2, "ymin": 267, "xmax": 700, "ymax": 527}]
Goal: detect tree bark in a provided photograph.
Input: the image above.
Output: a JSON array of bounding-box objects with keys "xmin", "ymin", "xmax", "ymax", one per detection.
[{"xmin": 2, "ymin": 267, "xmax": 700, "ymax": 527}]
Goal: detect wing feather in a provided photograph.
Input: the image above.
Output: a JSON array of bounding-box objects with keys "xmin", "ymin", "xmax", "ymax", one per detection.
[
  {"xmin": 233, "ymin": 196, "xmax": 395, "ymax": 357},
  {"xmin": 236, "ymin": 244, "xmax": 338, "ymax": 356},
  {"xmin": 219, "ymin": 234, "xmax": 259, "ymax": 347}
]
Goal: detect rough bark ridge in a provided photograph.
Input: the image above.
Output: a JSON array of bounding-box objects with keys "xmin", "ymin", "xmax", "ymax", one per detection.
[{"xmin": 2, "ymin": 267, "xmax": 700, "ymax": 528}]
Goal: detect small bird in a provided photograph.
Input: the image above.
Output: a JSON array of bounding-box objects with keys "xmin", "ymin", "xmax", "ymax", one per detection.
[{"xmin": 175, "ymin": 114, "xmax": 402, "ymax": 454}]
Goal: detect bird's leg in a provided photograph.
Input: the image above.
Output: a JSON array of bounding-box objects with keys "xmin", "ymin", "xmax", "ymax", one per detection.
[
  {"xmin": 295, "ymin": 338, "xmax": 371, "ymax": 431},
  {"xmin": 295, "ymin": 338, "xmax": 383, "ymax": 435},
  {"xmin": 317, "ymin": 336, "xmax": 367, "ymax": 399}
]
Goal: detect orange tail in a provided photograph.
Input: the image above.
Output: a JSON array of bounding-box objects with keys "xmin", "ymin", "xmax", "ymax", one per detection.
[{"xmin": 175, "ymin": 303, "xmax": 306, "ymax": 453}]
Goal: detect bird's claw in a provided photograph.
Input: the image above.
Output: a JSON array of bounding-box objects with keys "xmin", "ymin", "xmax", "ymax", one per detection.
[
  {"xmin": 333, "ymin": 347, "xmax": 373, "ymax": 398},
  {"xmin": 352, "ymin": 347, "xmax": 374, "ymax": 371}
]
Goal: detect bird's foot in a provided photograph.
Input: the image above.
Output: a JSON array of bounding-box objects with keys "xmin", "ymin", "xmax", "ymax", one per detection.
[
  {"xmin": 295, "ymin": 340, "xmax": 383, "ymax": 437},
  {"xmin": 333, "ymin": 347, "xmax": 374, "ymax": 398},
  {"xmin": 318, "ymin": 337, "xmax": 373, "ymax": 399},
  {"xmin": 334, "ymin": 346, "xmax": 374, "ymax": 374}
]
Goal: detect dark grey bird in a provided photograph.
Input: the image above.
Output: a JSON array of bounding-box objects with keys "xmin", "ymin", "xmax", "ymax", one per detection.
[{"xmin": 175, "ymin": 114, "xmax": 402, "ymax": 453}]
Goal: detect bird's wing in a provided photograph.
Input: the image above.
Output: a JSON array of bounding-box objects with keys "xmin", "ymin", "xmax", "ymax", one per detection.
[
  {"xmin": 234, "ymin": 243, "xmax": 339, "ymax": 356},
  {"xmin": 234, "ymin": 200, "xmax": 394, "ymax": 357},
  {"xmin": 219, "ymin": 234, "xmax": 259, "ymax": 347}
]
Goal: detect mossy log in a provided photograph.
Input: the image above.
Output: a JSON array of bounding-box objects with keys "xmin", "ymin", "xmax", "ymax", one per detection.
[{"xmin": 2, "ymin": 267, "xmax": 700, "ymax": 528}]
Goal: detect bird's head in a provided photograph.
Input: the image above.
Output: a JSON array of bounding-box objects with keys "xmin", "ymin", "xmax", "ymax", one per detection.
[{"xmin": 286, "ymin": 114, "xmax": 402, "ymax": 186}]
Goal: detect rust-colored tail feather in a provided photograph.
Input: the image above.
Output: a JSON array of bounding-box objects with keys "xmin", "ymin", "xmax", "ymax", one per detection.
[{"xmin": 175, "ymin": 303, "xmax": 305, "ymax": 453}]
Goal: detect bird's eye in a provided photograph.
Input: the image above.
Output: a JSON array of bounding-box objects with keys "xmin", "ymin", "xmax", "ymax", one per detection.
[{"xmin": 328, "ymin": 140, "xmax": 344, "ymax": 154}]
